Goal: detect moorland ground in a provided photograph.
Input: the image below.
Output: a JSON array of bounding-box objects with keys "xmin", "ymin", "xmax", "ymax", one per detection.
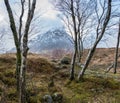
[{"xmin": 0, "ymin": 48, "xmax": 120, "ymax": 103}]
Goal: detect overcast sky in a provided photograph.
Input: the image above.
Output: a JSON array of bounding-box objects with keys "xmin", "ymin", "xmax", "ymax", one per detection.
[
  {"xmin": 0, "ymin": 0, "xmax": 62, "ymax": 26},
  {"xmin": 0, "ymin": 0, "xmax": 120, "ymax": 52},
  {"xmin": 0, "ymin": 0, "xmax": 63, "ymax": 52}
]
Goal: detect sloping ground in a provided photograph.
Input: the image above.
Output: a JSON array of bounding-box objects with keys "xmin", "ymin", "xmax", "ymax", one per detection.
[
  {"xmin": 81, "ymin": 48, "xmax": 120, "ymax": 72},
  {"xmin": 0, "ymin": 48, "xmax": 120, "ymax": 103}
]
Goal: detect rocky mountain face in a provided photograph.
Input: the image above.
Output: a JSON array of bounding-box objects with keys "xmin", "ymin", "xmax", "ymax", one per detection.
[{"xmin": 29, "ymin": 29, "xmax": 74, "ymax": 53}]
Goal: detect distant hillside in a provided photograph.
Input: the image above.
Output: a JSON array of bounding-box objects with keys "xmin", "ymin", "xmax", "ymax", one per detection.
[{"xmin": 9, "ymin": 29, "xmax": 74, "ymax": 54}]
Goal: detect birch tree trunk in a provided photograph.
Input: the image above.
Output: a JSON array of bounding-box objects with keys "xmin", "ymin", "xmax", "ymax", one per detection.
[
  {"xmin": 70, "ymin": 44, "xmax": 77, "ymax": 80},
  {"xmin": 78, "ymin": 0, "xmax": 112, "ymax": 80},
  {"xmin": 77, "ymin": 37, "xmax": 83, "ymax": 63},
  {"xmin": 4, "ymin": 0, "xmax": 21, "ymax": 91},
  {"xmin": 114, "ymin": 20, "xmax": 120, "ymax": 73},
  {"xmin": 19, "ymin": 0, "xmax": 36, "ymax": 102},
  {"xmin": 19, "ymin": 45, "xmax": 28, "ymax": 103},
  {"xmin": 69, "ymin": 0, "xmax": 78, "ymax": 80},
  {"xmin": 16, "ymin": 49, "xmax": 21, "ymax": 91}
]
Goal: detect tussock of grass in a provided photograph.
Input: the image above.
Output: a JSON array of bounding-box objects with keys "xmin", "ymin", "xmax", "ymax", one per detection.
[
  {"xmin": 4, "ymin": 69, "xmax": 15, "ymax": 78},
  {"xmin": 27, "ymin": 58, "xmax": 54, "ymax": 73},
  {"xmin": 6, "ymin": 87, "xmax": 17, "ymax": 101},
  {"xmin": 0, "ymin": 54, "xmax": 15, "ymax": 64},
  {"xmin": 0, "ymin": 68, "xmax": 16, "ymax": 86},
  {"xmin": 2, "ymin": 77, "xmax": 16, "ymax": 86}
]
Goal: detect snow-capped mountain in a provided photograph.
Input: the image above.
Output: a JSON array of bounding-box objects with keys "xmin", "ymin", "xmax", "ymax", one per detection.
[{"xmin": 29, "ymin": 29, "xmax": 74, "ymax": 53}]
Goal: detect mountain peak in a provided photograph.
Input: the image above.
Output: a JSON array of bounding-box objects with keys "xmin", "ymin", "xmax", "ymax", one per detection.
[{"xmin": 29, "ymin": 29, "xmax": 74, "ymax": 53}]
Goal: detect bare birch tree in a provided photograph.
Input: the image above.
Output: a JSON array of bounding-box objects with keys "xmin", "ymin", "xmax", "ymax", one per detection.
[
  {"xmin": 4, "ymin": 0, "xmax": 36, "ymax": 103},
  {"xmin": 78, "ymin": 0, "xmax": 112, "ymax": 80},
  {"xmin": 106, "ymin": 19, "xmax": 120, "ymax": 73},
  {"xmin": 114, "ymin": 19, "xmax": 120, "ymax": 73},
  {"xmin": 54, "ymin": 0, "xmax": 94, "ymax": 80}
]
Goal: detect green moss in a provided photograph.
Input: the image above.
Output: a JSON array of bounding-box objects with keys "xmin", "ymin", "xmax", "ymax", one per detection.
[
  {"xmin": 65, "ymin": 75, "xmax": 120, "ymax": 102},
  {"xmin": 104, "ymin": 79, "xmax": 120, "ymax": 89},
  {"xmin": 113, "ymin": 90, "xmax": 120, "ymax": 102},
  {"xmin": 65, "ymin": 81, "xmax": 91, "ymax": 102},
  {"xmin": 82, "ymin": 76, "xmax": 120, "ymax": 90}
]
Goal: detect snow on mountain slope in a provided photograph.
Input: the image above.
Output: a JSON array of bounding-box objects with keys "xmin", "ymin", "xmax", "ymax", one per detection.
[{"xmin": 29, "ymin": 29, "xmax": 74, "ymax": 53}]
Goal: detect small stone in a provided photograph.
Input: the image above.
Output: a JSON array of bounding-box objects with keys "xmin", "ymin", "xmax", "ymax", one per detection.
[
  {"xmin": 52, "ymin": 92, "xmax": 63, "ymax": 103},
  {"xmin": 42, "ymin": 95, "xmax": 53, "ymax": 103}
]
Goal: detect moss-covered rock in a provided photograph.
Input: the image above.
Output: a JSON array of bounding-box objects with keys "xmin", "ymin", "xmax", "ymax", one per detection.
[
  {"xmin": 60, "ymin": 57, "xmax": 71, "ymax": 65},
  {"xmin": 42, "ymin": 95, "xmax": 53, "ymax": 103}
]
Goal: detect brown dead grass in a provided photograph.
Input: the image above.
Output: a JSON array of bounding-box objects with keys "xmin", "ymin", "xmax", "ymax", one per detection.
[
  {"xmin": 27, "ymin": 57, "xmax": 54, "ymax": 74},
  {"xmin": 81, "ymin": 48, "xmax": 120, "ymax": 72}
]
